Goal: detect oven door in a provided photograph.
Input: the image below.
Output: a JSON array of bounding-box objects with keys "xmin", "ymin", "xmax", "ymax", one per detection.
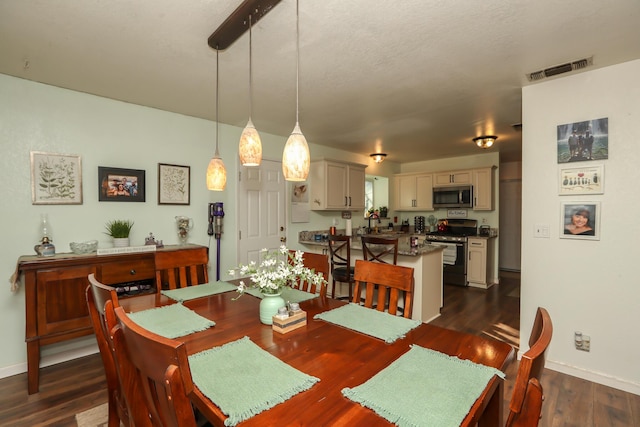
[{"xmin": 439, "ymin": 242, "xmax": 467, "ymax": 286}]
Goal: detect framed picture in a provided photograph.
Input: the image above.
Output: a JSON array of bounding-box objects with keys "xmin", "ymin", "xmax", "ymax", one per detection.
[
  {"xmin": 557, "ymin": 117, "xmax": 608, "ymax": 163},
  {"xmin": 158, "ymin": 163, "xmax": 190, "ymax": 205},
  {"xmin": 559, "ymin": 165, "xmax": 604, "ymax": 195},
  {"xmin": 98, "ymin": 167, "xmax": 145, "ymax": 202},
  {"xmin": 31, "ymin": 151, "xmax": 83, "ymax": 205},
  {"xmin": 560, "ymin": 202, "xmax": 600, "ymax": 240}
]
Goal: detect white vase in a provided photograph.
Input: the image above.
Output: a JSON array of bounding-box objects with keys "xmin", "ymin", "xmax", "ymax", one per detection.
[
  {"xmin": 259, "ymin": 292, "xmax": 286, "ymax": 325},
  {"xmin": 113, "ymin": 237, "xmax": 130, "ymax": 248}
]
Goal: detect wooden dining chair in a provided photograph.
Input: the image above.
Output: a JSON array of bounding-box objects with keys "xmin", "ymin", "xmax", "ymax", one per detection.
[
  {"xmin": 361, "ymin": 236, "xmax": 399, "ymax": 265},
  {"xmin": 155, "ymin": 246, "xmax": 209, "ymax": 292},
  {"xmin": 509, "ymin": 378, "xmax": 544, "ymax": 427},
  {"xmin": 113, "ymin": 306, "xmax": 226, "ymax": 427},
  {"xmin": 506, "ymin": 307, "xmax": 553, "ymax": 427},
  {"xmin": 86, "ymin": 274, "xmax": 130, "ymax": 427},
  {"xmin": 288, "ymin": 250, "xmax": 329, "ymax": 297},
  {"xmin": 352, "ymin": 259, "xmax": 415, "ymax": 318},
  {"xmin": 327, "ymin": 235, "xmax": 355, "ymax": 300}
]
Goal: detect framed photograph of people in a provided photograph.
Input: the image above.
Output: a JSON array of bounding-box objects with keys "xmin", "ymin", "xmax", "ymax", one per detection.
[
  {"xmin": 158, "ymin": 163, "xmax": 190, "ymax": 205},
  {"xmin": 559, "ymin": 164, "xmax": 604, "ymax": 195},
  {"xmin": 557, "ymin": 117, "xmax": 608, "ymax": 163},
  {"xmin": 31, "ymin": 151, "xmax": 83, "ymax": 205},
  {"xmin": 560, "ymin": 202, "xmax": 600, "ymax": 240},
  {"xmin": 98, "ymin": 167, "xmax": 146, "ymax": 202}
]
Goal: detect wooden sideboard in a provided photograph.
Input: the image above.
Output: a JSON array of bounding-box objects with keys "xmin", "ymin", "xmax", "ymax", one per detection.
[{"xmin": 17, "ymin": 244, "xmax": 208, "ymax": 394}]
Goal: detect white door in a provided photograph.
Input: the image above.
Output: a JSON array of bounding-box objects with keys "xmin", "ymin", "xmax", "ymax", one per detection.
[{"xmin": 238, "ymin": 159, "xmax": 287, "ymax": 265}]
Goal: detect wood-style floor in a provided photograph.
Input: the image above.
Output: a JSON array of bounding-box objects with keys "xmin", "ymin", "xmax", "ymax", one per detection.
[{"xmin": 0, "ymin": 271, "xmax": 638, "ymax": 426}]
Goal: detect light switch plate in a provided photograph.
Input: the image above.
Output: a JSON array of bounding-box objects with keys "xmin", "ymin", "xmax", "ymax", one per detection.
[{"xmin": 534, "ymin": 224, "xmax": 550, "ymax": 238}]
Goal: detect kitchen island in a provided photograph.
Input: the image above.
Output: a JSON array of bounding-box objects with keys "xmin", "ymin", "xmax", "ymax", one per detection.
[{"xmin": 299, "ymin": 233, "xmax": 444, "ymax": 323}]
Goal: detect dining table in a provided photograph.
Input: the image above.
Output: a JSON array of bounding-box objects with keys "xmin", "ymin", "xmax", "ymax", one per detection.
[{"xmin": 119, "ymin": 283, "xmax": 514, "ymax": 426}]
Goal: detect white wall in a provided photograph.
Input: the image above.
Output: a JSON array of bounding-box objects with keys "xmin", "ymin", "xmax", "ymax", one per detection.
[{"xmin": 522, "ymin": 59, "xmax": 640, "ymax": 394}]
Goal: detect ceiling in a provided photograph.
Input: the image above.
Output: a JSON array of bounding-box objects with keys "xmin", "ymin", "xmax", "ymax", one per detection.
[{"xmin": 2, "ymin": 1, "xmax": 640, "ymax": 164}]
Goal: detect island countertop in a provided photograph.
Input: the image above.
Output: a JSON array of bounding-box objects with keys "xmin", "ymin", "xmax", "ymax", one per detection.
[{"xmin": 299, "ymin": 235, "xmax": 445, "ymax": 257}]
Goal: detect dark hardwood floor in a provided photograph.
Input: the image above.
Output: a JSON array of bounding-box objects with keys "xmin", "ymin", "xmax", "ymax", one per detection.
[{"xmin": 0, "ymin": 271, "xmax": 638, "ymax": 426}]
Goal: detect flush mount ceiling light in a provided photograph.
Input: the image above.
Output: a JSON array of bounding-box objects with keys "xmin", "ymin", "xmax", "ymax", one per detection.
[
  {"xmin": 282, "ymin": 0, "xmax": 310, "ymax": 182},
  {"xmin": 473, "ymin": 136, "xmax": 497, "ymax": 149},
  {"xmin": 206, "ymin": 48, "xmax": 227, "ymax": 191},
  {"xmin": 370, "ymin": 153, "xmax": 387, "ymax": 163}
]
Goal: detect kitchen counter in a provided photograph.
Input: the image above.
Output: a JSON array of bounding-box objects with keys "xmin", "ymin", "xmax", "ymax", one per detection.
[{"xmin": 300, "ymin": 235, "xmax": 444, "ymax": 257}]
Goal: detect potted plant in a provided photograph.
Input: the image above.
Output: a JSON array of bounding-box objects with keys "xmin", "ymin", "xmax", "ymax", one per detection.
[
  {"xmin": 379, "ymin": 206, "xmax": 388, "ymax": 218},
  {"xmin": 104, "ymin": 219, "xmax": 134, "ymax": 247}
]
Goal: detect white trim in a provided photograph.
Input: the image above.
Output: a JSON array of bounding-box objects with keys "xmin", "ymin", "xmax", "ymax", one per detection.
[{"xmin": 0, "ymin": 344, "xmax": 99, "ymax": 380}]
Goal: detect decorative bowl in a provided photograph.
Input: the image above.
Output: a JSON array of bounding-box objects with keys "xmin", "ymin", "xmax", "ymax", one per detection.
[{"xmin": 70, "ymin": 240, "xmax": 98, "ymax": 254}]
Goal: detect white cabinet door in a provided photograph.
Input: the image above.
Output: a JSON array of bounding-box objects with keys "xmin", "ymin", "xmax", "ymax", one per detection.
[
  {"xmin": 396, "ymin": 175, "xmax": 418, "ymax": 209},
  {"xmin": 415, "ymin": 174, "xmax": 433, "ymax": 210},
  {"xmin": 310, "ymin": 160, "xmax": 366, "ymax": 211},
  {"xmin": 467, "ymin": 237, "xmax": 487, "ymax": 285},
  {"xmin": 394, "ymin": 173, "xmax": 433, "ymax": 211},
  {"xmin": 325, "ymin": 162, "xmax": 348, "ymax": 209},
  {"xmin": 473, "ymin": 167, "xmax": 494, "ymax": 211},
  {"xmin": 434, "ymin": 170, "xmax": 472, "ymax": 186},
  {"xmin": 348, "ymin": 165, "xmax": 366, "ymax": 210}
]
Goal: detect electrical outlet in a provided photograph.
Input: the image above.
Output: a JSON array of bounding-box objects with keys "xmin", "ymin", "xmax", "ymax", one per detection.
[
  {"xmin": 575, "ymin": 331, "xmax": 590, "ymax": 352},
  {"xmin": 582, "ymin": 335, "xmax": 591, "ymax": 351}
]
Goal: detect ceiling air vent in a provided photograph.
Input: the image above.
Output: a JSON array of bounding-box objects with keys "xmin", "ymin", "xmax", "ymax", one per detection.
[{"xmin": 526, "ymin": 56, "xmax": 593, "ymax": 82}]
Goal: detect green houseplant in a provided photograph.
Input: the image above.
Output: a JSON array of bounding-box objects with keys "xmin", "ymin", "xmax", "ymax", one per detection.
[{"xmin": 104, "ymin": 220, "xmax": 134, "ymax": 247}]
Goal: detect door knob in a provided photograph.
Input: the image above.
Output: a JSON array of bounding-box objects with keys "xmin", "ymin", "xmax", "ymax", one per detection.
[{"xmin": 280, "ymin": 237, "xmax": 287, "ymax": 242}]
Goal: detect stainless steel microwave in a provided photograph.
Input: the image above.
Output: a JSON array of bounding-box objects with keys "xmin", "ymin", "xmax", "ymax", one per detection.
[{"xmin": 433, "ymin": 185, "xmax": 473, "ymax": 208}]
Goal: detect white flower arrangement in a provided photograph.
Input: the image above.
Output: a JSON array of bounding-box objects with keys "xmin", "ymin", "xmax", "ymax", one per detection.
[{"xmin": 228, "ymin": 245, "xmax": 327, "ymax": 297}]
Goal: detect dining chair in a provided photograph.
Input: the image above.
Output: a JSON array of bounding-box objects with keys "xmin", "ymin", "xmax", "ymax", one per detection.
[
  {"xmin": 508, "ymin": 378, "xmax": 544, "ymax": 427},
  {"xmin": 86, "ymin": 274, "xmax": 130, "ymax": 427},
  {"xmin": 113, "ymin": 306, "xmax": 226, "ymax": 427},
  {"xmin": 506, "ymin": 307, "xmax": 553, "ymax": 426},
  {"xmin": 327, "ymin": 235, "xmax": 355, "ymax": 300},
  {"xmin": 155, "ymin": 246, "xmax": 209, "ymax": 292},
  {"xmin": 352, "ymin": 259, "xmax": 415, "ymax": 318},
  {"xmin": 361, "ymin": 236, "xmax": 399, "ymax": 265},
  {"xmin": 288, "ymin": 250, "xmax": 329, "ymax": 297}
]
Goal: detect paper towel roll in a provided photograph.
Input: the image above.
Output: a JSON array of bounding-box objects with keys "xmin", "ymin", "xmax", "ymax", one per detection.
[{"xmin": 345, "ymin": 219, "xmax": 352, "ymax": 236}]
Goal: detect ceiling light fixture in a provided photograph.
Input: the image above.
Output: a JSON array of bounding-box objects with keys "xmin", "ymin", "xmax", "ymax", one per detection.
[
  {"xmin": 370, "ymin": 153, "xmax": 387, "ymax": 163},
  {"xmin": 473, "ymin": 135, "xmax": 497, "ymax": 149},
  {"xmin": 206, "ymin": 48, "xmax": 227, "ymax": 191},
  {"xmin": 282, "ymin": 0, "xmax": 310, "ymax": 182},
  {"xmin": 238, "ymin": 13, "xmax": 262, "ymax": 167}
]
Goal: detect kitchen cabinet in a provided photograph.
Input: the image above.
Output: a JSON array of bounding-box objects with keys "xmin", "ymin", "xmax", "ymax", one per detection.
[
  {"xmin": 467, "ymin": 237, "xmax": 496, "ymax": 288},
  {"xmin": 472, "ymin": 167, "xmax": 495, "ymax": 211},
  {"xmin": 393, "ymin": 173, "xmax": 433, "ymax": 211},
  {"xmin": 434, "ymin": 170, "xmax": 472, "ymax": 187},
  {"xmin": 18, "ymin": 244, "xmax": 207, "ymax": 394},
  {"xmin": 310, "ymin": 160, "xmax": 366, "ymax": 211}
]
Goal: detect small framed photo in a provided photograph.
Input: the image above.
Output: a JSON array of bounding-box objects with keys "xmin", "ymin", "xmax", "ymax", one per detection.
[
  {"xmin": 559, "ymin": 165, "xmax": 604, "ymax": 195},
  {"xmin": 158, "ymin": 163, "xmax": 190, "ymax": 205},
  {"xmin": 560, "ymin": 202, "xmax": 600, "ymax": 240},
  {"xmin": 31, "ymin": 151, "xmax": 83, "ymax": 205},
  {"xmin": 98, "ymin": 167, "xmax": 146, "ymax": 202}
]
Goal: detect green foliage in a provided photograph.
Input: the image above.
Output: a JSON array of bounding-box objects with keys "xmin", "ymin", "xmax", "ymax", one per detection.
[{"xmin": 104, "ymin": 219, "xmax": 134, "ymax": 238}]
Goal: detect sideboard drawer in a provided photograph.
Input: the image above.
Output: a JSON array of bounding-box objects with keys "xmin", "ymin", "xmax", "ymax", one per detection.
[{"xmin": 97, "ymin": 257, "xmax": 155, "ymax": 285}]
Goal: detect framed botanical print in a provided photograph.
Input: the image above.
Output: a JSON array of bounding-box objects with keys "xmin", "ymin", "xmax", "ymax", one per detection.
[
  {"xmin": 31, "ymin": 151, "xmax": 83, "ymax": 205},
  {"xmin": 98, "ymin": 166, "xmax": 146, "ymax": 202},
  {"xmin": 158, "ymin": 163, "xmax": 190, "ymax": 205}
]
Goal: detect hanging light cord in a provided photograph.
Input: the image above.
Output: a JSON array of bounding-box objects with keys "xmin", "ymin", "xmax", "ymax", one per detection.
[
  {"xmin": 215, "ymin": 46, "xmax": 220, "ymax": 157},
  {"xmin": 248, "ymin": 14, "xmax": 253, "ymax": 120},
  {"xmin": 295, "ymin": 0, "xmax": 300, "ymax": 124}
]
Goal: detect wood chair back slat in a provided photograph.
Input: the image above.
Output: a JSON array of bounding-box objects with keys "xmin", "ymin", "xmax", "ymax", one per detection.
[
  {"xmin": 352, "ymin": 260, "xmax": 414, "ymax": 318},
  {"xmin": 155, "ymin": 247, "xmax": 209, "ymax": 291},
  {"xmin": 361, "ymin": 236, "xmax": 399, "ymax": 265},
  {"xmin": 288, "ymin": 250, "xmax": 329, "ymax": 297}
]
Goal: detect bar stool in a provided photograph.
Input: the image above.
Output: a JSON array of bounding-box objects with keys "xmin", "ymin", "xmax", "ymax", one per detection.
[
  {"xmin": 327, "ymin": 235, "xmax": 354, "ymax": 300},
  {"xmin": 361, "ymin": 236, "xmax": 399, "ymax": 265}
]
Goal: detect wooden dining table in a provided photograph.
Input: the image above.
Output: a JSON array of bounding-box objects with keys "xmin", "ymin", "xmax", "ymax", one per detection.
[{"xmin": 119, "ymin": 286, "xmax": 514, "ymax": 426}]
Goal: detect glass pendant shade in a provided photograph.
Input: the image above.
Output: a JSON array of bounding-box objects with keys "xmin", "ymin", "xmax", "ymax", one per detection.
[
  {"xmin": 206, "ymin": 156, "xmax": 227, "ymax": 191},
  {"xmin": 282, "ymin": 123, "xmax": 310, "ymax": 181},
  {"xmin": 238, "ymin": 118, "xmax": 262, "ymax": 166}
]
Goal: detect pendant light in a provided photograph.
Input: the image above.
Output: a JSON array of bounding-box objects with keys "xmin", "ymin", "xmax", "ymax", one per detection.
[
  {"xmin": 282, "ymin": 0, "xmax": 310, "ymax": 181},
  {"xmin": 238, "ymin": 14, "xmax": 262, "ymax": 167},
  {"xmin": 206, "ymin": 47, "xmax": 227, "ymax": 191}
]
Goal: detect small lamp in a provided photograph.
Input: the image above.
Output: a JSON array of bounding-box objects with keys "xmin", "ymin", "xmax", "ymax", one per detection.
[
  {"xmin": 473, "ymin": 136, "xmax": 497, "ymax": 149},
  {"xmin": 370, "ymin": 153, "xmax": 387, "ymax": 163}
]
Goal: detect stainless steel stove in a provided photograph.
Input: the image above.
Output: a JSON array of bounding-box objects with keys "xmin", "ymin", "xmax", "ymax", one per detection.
[{"xmin": 425, "ymin": 219, "xmax": 477, "ymax": 286}]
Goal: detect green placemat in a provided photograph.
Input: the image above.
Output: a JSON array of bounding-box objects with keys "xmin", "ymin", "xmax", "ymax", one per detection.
[
  {"xmin": 127, "ymin": 304, "xmax": 215, "ymax": 339},
  {"xmin": 189, "ymin": 336, "xmax": 320, "ymax": 427},
  {"xmin": 161, "ymin": 281, "xmax": 238, "ymax": 302},
  {"xmin": 244, "ymin": 286, "xmax": 318, "ymax": 303},
  {"xmin": 342, "ymin": 345, "xmax": 505, "ymax": 427},
  {"xmin": 313, "ymin": 303, "xmax": 421, "ymax": 343}
]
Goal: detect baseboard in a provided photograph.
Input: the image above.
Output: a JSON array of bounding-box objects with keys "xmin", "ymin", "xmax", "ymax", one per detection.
[{"xmin": 0, "ymin": 343, "xmax": 99, "ymax": 380}]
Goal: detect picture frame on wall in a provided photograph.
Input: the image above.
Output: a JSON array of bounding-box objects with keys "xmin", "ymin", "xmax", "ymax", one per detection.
[
  {"xmin": 557, "ymin": 117, "xmax": 608, "ymax": 163},
  {"xmin": 559, "ymin": 164, "xmax": 604, "ymax": 195},
  {"xmin": 560, "ymin": 201, "xmax": 600, "ymax": 240},
  {"xmin": 31, "ymin": 151, "xmax": 83, "ymax": 205},
  {"xmin": 98, "ymin": 166, "xmax": 146, "ymax": 202},
  {"xmin": 158, "ymin": 163, "xmax": 190, "ymax": 205}
]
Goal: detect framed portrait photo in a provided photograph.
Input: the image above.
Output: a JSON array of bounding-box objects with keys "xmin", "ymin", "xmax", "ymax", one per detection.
[
  {"xmin": 31, "ymin": 151, "xmax": 83, "ymax": 205},
  {"xmin": 557, "ymin": 117, "xmax": 608, "ymax": 163},
  {"xmin": 560, "ymin": 202, "xmax": 600, "ymax": 240},
  {"xmin": 158, "ymin": 163, "xmax": 190, "ymax": 205},
  {"xmin": 559, "ymin": 164, "xmax": 604, "ymax": 195},
  {"xmin": 98, "ymin": 167, "xmax": 146, "ymax": 202}
]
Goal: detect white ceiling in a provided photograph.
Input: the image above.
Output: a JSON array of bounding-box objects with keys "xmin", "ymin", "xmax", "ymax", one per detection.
[{"xmin": 2, "ymin": 0, "xmax": 640, "ymax": 164}]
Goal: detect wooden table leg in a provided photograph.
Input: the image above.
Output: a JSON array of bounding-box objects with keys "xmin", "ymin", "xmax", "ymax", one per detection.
[
  {"xmin": 27, "ymin": 339, "xmax": 40, "ymax": 394},
  {"xmin": 478, "ymin": 378, "xmax": 504, "ymax": 427}
]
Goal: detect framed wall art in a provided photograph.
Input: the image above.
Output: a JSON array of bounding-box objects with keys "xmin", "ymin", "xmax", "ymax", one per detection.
[
  {"xmin": 31, "ymin": 151, "xmax": 83, "ymax": 205},
  {"xmin": 560, "ymin": 201, "xmax": 600, "ymax": 240},
  {"xmin": 559, "ymin": 164, "xmax": 604, "ymax": 195},
  {"xmin": 557, "ymin": 117, "xmax": 608, "ymax": 163},
  {"xmin": 98, "ymin": 166, "xmax": 146, "ymax": 202},
  {"xmin": 158, "ymin": 163, "xmax": 190, "ymax": 205}
]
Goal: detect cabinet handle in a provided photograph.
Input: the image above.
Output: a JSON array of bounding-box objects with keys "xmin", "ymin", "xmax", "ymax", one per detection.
[
  {"xmin": 349, "ymin": 196, "xmax": 352, "ymax": 206},
  {"xmin": 344, "ymin": 196, "xmax": 348, "ymax": 206},
  {"xmin": 130, "ymin": 269, "xmax": 136, "ymax": 275}
]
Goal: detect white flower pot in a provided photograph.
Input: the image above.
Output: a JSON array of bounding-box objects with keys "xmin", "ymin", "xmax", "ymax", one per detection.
[{"xmin": 113, "ymin": 237, "xmax": 130, "ymax": 248}]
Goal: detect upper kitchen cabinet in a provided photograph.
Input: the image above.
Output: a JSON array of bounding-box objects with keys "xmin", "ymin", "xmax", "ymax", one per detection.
[
  {"xmin": 433, "ymin": 170, "xmax": 472, "ymax": 187},
  {"xmin": 310, "ymin": 160, "xmax": 367, "ymax": 211},
  {"xmin": 472, "ymin": 167, "xmax": 496, "ymax": 211},
  {"xmin": 393, "ymin": 172, "xmax": 433, "ymax": 211}
]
